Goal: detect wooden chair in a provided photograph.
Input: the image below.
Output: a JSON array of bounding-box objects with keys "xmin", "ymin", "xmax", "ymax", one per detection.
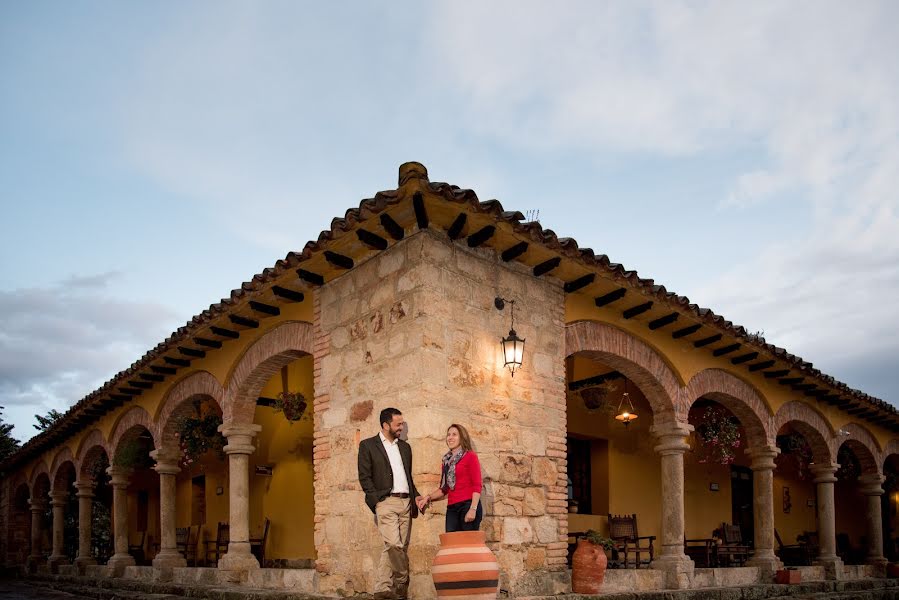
[
  {"xmin": 128, "ymin": 531, "xmax": 146, "ymax": 565},
  {"xmin": 175, "ymin": 527, "xmax": 189, "ymax": 556},
  {"xmin": 185, "ymin": 525, "xmax": 200, "ymax": 566},
  {"xmin": 607, "ymin": 513, "xmax": 655, "ymax": 568},
  {"xmin": 250, "ymin": 518, "xmax": 270, "ymax": 566},
  {"xmin": 685, "ymin": 535, "xmax": 717, "ymax": 568},
  {"xmin": 203, "ymin": 523, "xmax": 229, "ymax": 567},
  {"xmin": 775, "ymin": 529, "xmax": 811, "ymax": 566},
  {"xmin": 717, "ymin": 523, "xmax": 750, "ymax": 567}
]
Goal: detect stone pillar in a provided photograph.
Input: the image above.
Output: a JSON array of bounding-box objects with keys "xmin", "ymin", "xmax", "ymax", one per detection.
[
  {"xmin": 27, "ymin": 499, "xmax": 46, "ymax": 570},
  {"xmin": 811, "ymin": 462, "xmax": 843, "ymax": 579},
  {"xmin": 217, "ymin": 423, "xmax": 262, "ymax": 571},
  {"xmin": 106, "ymin": 466, "xmax": 135, "ymax": 571},
  {"xmin": 746, "ymin": 445, "xmax": 783, "ymax": 574},
  {"xmin": 73, "ymin": 480, "xmax": 97, "ymax": 569},
  {"xmin": 47, "ymin": 490, "xmax": 69, "ymax": 569},
  {"xmin": 151, "ymin": 448, "xmax": 186, "ymax": 568},
  {"xmin": 859, "ymin": 473, "xmax": 888, "ymax": 573},
  {"xmin": 650, "ymin": 421, "xmax": 694, "ymax": 589}
]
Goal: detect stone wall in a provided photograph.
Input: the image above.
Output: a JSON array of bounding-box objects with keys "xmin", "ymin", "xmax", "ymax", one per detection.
[{"xmin": 313, "ymin": 229, "xmax": 568, "ymax": 597}]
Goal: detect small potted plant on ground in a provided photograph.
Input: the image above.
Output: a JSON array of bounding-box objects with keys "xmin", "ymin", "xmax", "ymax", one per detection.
[{"xmin": 572, "ymin": 529, "xmax": 614, "ymax": 593}]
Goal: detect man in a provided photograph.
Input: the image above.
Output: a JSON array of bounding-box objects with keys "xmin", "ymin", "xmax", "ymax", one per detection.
[{"xmin": 358, "ymin": 407, "xmax": 421, "ymax": 600}]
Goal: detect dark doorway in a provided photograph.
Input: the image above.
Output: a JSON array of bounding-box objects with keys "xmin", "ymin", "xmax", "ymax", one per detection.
[
  {"xmin": 731, "ymin": 466, "xmax": 754, "ymax": 545},
  {"xmin": 192, "ymin": 476, "xmax": 206, "ymax": 526}
]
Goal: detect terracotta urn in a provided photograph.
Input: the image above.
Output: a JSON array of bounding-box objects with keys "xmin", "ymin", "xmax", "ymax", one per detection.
[
  {"xmin": 432, "ymin": 531, "xmax": 499, "ymax": 599},
  {"xmin": 571, "ymin": 539, "xmax": 608, "ymax": 594}
]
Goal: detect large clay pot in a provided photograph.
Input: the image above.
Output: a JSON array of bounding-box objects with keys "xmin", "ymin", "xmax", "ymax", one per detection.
[
  {"xmin": 571, "ymin": 539, "xmax": 608, "ymax": 594},
  {"xmin": 432, "ymin": 531, "xmax": 499, "ymax": 599}
]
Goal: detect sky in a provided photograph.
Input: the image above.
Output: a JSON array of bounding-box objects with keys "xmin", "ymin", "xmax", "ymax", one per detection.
[{"xmin": 1, "ymin": 1, "xmax": 897, "ymax": 444}]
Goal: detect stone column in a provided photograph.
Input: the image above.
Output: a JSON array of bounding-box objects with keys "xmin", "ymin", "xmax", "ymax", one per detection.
[
  {"xmin": 106, "ymin": 466, "xmax": 135, "ymax": 571},
  {"xmin": 27, "ymin": 499, "xmax": 46, "ymax": 570},
  {"xmin": 47, "ymin": 490, "xmax": 69, "ymax": 570},
  {"xmin": 217, "ymin": 423, "xmax": 262, "ymax": 571},
  {"xmin": 810, "ymin": 462, "xmax": 843, "ymax": 579},
  {"xmin": 151, "ymin": 448, "xmax": 187, "ymax": 568},
  {"xmin": 73, "ymin": 480, "xmax": 97, "ymax": 569},
  {"xmin": 746, "ymin": 445, "xmax": 783, "ymax": 574},
  {"xmin": 650, "ymin": 421, "xmax": 694, "ymax": 589},
  {"xmin": 859, "ymin": 473, "xmax": 888, "ymax": 573}
]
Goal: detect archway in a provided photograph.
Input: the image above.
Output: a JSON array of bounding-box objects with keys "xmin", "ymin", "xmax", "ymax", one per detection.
[
  {"xmin": 50, "ymin": 455, "xmax": 78, "ymax": 565},
  {"xmin": 834, "ymin": 428, "xmax": 880, "ymax": 565},
  {"xmin": 110, "ymin": 416, "xmax": 158, "ymax": 566},
  {"xmin": 6, "ymin": 477, "xmax": 30, "ymax": 565},
  {"xmin": 78, "ymin": 440, "xmax": 112, "ymax": 565}
]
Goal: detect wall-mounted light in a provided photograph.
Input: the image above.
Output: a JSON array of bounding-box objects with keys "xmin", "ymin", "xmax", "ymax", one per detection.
[
  {"xmin": 495, "ymin": 297, "xmax": 525, "ymax": 376},
  {"xmin": 614, "ymin": 380, "xmax": 638, "ymax": 426}
]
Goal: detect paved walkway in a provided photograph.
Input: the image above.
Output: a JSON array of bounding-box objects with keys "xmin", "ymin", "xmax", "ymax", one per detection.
[{"xmin": 0, "ymin": 579, "xmax": 95, "ymax": 600}]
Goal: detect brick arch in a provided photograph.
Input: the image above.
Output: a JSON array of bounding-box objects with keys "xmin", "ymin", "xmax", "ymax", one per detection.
[
  {"xmin": 684, "ymin": 368, "xmax": 774, "ymax": 449},
  {"xmin": 774, "ymin": 401, "xmax": 833, "ymax": 464},
  {"xmin": 109, "ymin": 405, "xmax": 156, "ymax": 458},
  {"xmin": 223, "ymin": 321, "xmax": 314, "ymax": 425},
  {"xmin": 29, "ymin": 460, "xmax": 51, "ymax": 491},
  {"xmin": 154, "ymin": 371, "xmax": 224, "ymax": 448},
  {"xmin": 882, "ymin": 439, "xmax": 899, "ymax": 468},
  {"xmin": 30, "ymin": 469, "xmax": 51, "ymax": 501},
  {"xmin": 49, "ymin": 446, "xmax": 76, "ymax": 491},
  {"xmin": 834, "ymin": 422, "xmax": 882, "ymax": 475},
  {"xmin": 565, "ymin": 320, "xmax": 681, "ymax": 423},
  {"xmin": 75, "ymin": 429, "xmax": 110, "ymax": 479}
]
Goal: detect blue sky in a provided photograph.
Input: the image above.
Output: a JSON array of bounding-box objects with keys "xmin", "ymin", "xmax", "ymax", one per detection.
[{"xmin": 2, "ymin": 1, "xmax": 897, "ymax": 443}]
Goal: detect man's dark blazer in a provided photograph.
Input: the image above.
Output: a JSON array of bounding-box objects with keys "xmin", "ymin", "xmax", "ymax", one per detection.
[{"xmin": 358, "ymin": 433, "xmax": 419, "ymax": 518}]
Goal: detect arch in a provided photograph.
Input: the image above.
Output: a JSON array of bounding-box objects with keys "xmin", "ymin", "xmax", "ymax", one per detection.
[
  {"xmin": 49, "ymin": 447, "xmax": 76, "ymax": 492},
  {"xmin": 773, "ymin": 401, "xmax": 833, "ymax": 464},
  {"xmin": 683, "ymin": 368, "xmax": 774, "ymax": 449},
  {"xmin": 109, "ymin": 405, "xmax": 156, "ymax": 458},
  {"xmin": 224, "ymin": 321, "xmax": 315, "ymax": 424},
  {"xmin": 75, "ymin": 429, "xmax": 109, "ymax": 464},
  {"xmin": 835, "ymin": 422, "xmax": 881, "ymax": 475},
  {"xmin": 566, "ymin": 320, "xmax": 681, "ymax": 423},
  {"xmin": 883, "ymin": 439, "xmax": 899, "ymax": 469},
  {"xmin": 154, "ymin": 371, "xmax": 224, "ymax": 448},
  {"xmin": 29, "ymin": 460, "xmax": 51, "ymax": 492}
]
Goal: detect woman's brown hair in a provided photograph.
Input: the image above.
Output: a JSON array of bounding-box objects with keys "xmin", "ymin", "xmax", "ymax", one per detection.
[{"xmin": 448, "ymin": 423, "xmax": 473, "ymax": 451}]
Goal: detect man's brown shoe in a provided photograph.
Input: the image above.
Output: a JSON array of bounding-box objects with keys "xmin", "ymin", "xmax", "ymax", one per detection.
[{"xmin": 373, "ymin": 592, "xmax": 395, "ymax": 600}]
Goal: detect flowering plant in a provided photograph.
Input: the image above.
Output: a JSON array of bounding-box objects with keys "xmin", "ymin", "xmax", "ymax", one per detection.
[
  {"xmin": 274, "ymin": 391, "xmax": 309, "ymax": 422},
  {"xmin": 694, "ymin": 406, "xmax": 742, "ymax": 465},
  {"xmin": 173, "ymin": 414, "xmax": 225, "ymax": 469},
  {"xmin": 776, "ymin": 432, "xmax": 813, "ymax": 479},
  {"xmin": 836, "ymin": 445, "xmax": 861, "ymax": 480}
]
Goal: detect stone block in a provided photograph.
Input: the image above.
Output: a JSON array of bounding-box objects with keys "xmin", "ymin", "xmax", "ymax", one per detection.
[
  {"xmin": 534, "ymin": 515, "xmax": 558, "ymax": 543},
  {"xmin": 502, "ymin": 517, "xmax": 534, "ymax": 544},
  {"xmin": 531, "ymin": 456, "xmax": 558, "ymax": 486}
]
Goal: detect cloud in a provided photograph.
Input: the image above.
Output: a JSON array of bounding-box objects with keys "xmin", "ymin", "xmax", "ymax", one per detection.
[{"xmin": 0, "ymin": 274, "xmax": 181, "ymax": 441}]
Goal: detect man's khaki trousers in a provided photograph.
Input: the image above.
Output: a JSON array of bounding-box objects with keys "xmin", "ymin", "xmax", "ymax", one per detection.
[{"xmin": 375, "ymin": 496, "xmax": 412, "ymax": 595}]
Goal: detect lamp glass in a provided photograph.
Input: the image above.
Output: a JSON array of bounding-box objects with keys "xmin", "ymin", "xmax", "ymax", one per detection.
[{"xmin": 501, "ymin": 330, "xmax": 525, "ymax": 375}]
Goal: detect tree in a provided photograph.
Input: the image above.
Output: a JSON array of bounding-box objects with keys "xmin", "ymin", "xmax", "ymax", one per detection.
[
  {"xmin": 0, "ymin": 406, "xmax": 20, "ymax": 462},
  {"xmin": 34, "ymin": 408, "xmax": 64, "ymax": 432}
]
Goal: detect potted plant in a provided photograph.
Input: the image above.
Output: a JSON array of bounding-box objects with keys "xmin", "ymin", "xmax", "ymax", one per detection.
[
  {"xmin": 572, "ymin": 529, "xmax": 614, "ymax": 593},
  {"xmin": 274, "ymin": 390, "xmax": 309, "ymax": 422},
  {"xmin": 173, "ymin": 413, "xmax": 225, "ymax": 469},
  {"xmin": 694, "ymin": 406, "xmax": 742, "ymax": 465}
]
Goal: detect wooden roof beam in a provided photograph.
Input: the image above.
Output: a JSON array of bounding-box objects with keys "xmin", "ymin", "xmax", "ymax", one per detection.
[
  {"xmin": 564, "ymin": 273, "xmax": 595, "ymax": 294},
  {"xmin": 272, "ymin": 286, "xmax": 305, "ymax": 303},
  {"xmin": 623, "ymin": 301, "xmax": 653, "ymax": 319},
  {"xmin": 501, "ymin": 241, "xmax": 528, "ymax": 262},
  {"xmin": 447, "ymin": 213, "xmax": 467, "ymax": 240},
  {"xmin": 380, "ymin": 214, "xmax": 405, "ymax": 240},
  {"xmin": 533, "ymin": 257, "xmax": 561, "ymax": 277},
  {"xmin": 649, "ymin": 313, "xmax": 679, "ymax": 330},
  {"xmin": 467, "ymin": 225, "xmax": 496, "ymax": 248},
  {"xmin": 228, "ymin": 314, "xmax": 259, "ymax": 329},
  {"xmin": 672, "ymin": 323, "xmax": 701, "ymax": 339},
  {"xmin": 413, "ymin": 192, "xmax": 428, "ymax": 230},
  {"xmin": 595, "ymin": 288, "xmax": 626, "ymax": 307},
  {"xmin": 713, "ymin": 343, "xmax": 741, "ymax": 357}
]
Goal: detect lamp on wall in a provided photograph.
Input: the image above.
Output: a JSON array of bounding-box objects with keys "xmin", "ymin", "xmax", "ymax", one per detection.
[
  {"xmin": 614, "ymin": 380, "xmax": 638, "ymax": 427},
  {"xmin": 494, "ymin": 297, "xmax": 525, "ymax": 376}
]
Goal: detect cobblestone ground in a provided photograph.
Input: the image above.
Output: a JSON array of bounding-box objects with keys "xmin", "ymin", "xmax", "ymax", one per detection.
[{"xmin": 0, "ymin": 579, "xmax": 95, "ymax": 599}]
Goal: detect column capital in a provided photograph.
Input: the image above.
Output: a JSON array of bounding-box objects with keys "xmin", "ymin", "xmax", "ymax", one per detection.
[
  {"xmin": 219, "ymin": 423, "xmax": 262, "ymax": 455},
  {"xmin": 150, "ymin": 448, "xmax": 182, "ymax": 475},
  {"xmin": 810, "ymin": 462, "xmax": 839, "ymax": 484},
  {"xmin": 106, "ymin": 465, "xmax": 133, "ymax": 487},
  {"xmin": 29, "ymin": 499, "xmax": 47, "ymax": 512},
  {"xmin": 73, "ymin": 479, "xmax": 95, "ymax": 495},
  {"xmin": 49, "ymin": 490, "xmax": 69, "ymax": 507},
  {"xmin": 859, "ymin": 472, "xmax": 885, "ymax": 496},
  {"xmin": 747, "ymin": 444, "xmax": 780, "ymax": 471},
  {"xmin": 651, "ymin": 421, "xmax": 693, "ymax": 455}
]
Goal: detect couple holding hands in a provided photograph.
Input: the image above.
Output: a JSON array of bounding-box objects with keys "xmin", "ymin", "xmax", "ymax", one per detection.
[{"xmin": 357, "ymin": 408, "xmax": 484, "ymax": 600}]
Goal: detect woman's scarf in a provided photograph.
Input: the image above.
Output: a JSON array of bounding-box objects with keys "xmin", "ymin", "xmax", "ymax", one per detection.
[{"xmin": 440, "ymin": 449, "xmax": 467, "ymax": 491}]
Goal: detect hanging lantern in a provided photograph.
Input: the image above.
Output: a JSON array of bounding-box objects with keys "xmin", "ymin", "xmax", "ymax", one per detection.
[
  {"xmin": 495, "ymin": 297, "xmax": 525, "ymax": 376},
  {"xmin": 615, "ymin": 381, "xmax": 638, "ymax": 426}
]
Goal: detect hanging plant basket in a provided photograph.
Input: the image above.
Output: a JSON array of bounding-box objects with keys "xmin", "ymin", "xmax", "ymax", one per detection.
[
  {"xmin": 776, "ymin": 432, "xmax": 813, "ymax": 480},
  {"xmin": 274, "ymin": 391, "xmax": 309, "ymax": 422},
  {"xmin": 694, "ymin": 406, "xmax": 742, "ymax": 465},
  {"xmin": 174, "ymin": 413, "xmax": 225, "ymax": 469}
]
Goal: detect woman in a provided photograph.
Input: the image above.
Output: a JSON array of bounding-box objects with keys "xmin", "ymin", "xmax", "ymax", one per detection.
[{"xmin": 417, "ymin": 423, "xmax": 483, "ymax": 532}]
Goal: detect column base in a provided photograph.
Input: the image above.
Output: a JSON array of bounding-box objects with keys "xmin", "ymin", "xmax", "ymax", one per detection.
[
  {"xmin": 73, "ymin": 556, "xmax": 97, "ymax": 574},
  {"xmin": 747, "ymin": 552, "xmax": 783, "ymax": 578},
  {"xmin": 107, "ymin": 553, "xmax": 136, "ymax": 576},
  {"xmin": 218, "ymin": 549, "xmax": 260, "ymax": 571},
  {"xmin": 25, "ymin": 556, "xmax": 45, "ymax": 573},
  {"xmin": 814, "ymin": 556, "xmax": 844, "ymax": 580},
  {"xmin": 867, "ymin": 556, "xmax": 888, "ymax": 577},
  {"xmin": 47, "ymin": 555, "xmax": 69, "ymax": 573},
  {"xmin": 152, "ymin": 550, "xmax": 187, "ymax": 569},
  {"xmin": 650, "ymin": 554, "xmax": 694, "ymax": 589}
]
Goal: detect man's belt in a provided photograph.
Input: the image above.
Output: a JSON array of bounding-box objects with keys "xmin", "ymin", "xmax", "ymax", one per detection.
[{"xmin": 389, "ymin": 493, "xmax": 410, "ymax": 498}]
